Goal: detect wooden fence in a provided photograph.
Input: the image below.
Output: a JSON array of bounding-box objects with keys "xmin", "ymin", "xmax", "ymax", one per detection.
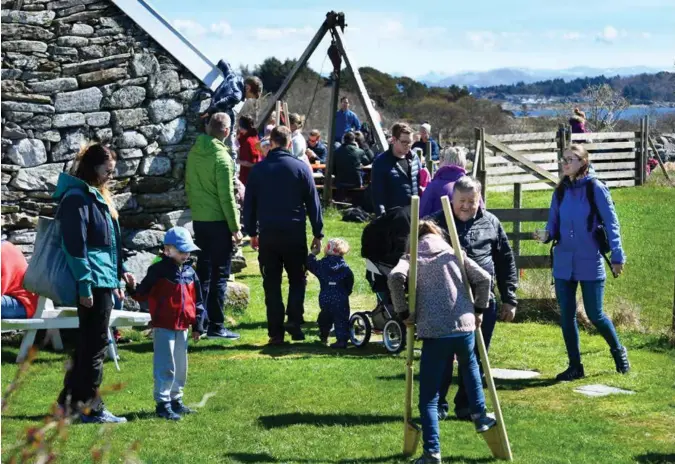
[{"xmin": 476, "ymin": 117, "xmax": 652, "ymax": 192}]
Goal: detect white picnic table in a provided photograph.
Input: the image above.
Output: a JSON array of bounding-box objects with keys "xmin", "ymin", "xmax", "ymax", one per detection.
[{"xmin": 1, "ymin": 296, "xmax": 151, "ymax": 367}]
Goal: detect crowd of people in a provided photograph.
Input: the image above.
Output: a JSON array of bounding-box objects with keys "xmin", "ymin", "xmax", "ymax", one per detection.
[{"xmin": 0, "ymin": 67, "xmax": 631, "ymax": 464}]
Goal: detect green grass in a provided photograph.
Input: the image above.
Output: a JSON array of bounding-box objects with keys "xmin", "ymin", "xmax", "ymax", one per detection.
[{"xmin": 2, "ymin": 188, "xmax": 675, "ymax": 463}]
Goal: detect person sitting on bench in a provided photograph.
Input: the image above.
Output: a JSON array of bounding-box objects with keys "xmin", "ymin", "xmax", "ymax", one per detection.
[{"xmin": 1, "ymin": 240, "xmax": 38, "ymax": 319}]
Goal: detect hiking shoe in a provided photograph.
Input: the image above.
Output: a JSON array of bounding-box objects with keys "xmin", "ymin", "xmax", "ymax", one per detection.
[
  {"xmin": 284, "ymin": 323, "xmax": 305, "ymax": 341},
  {"xmin": 81, "ymin": 408, "xmax": 127, "ymax": 424},
  {"xmin": 437, "ymin": 408, "xmax": 449, "ymax": 421},
  {"xmin": 455, "ymin": 407, "xmax": 472, "ymax": 421},
  {"xmin": 330, "ymin": 341, "xmax": 348, "ymax": 349},
  {"xmin": 268, "ymin": 336, "xmax": 285, "ymax": 346},
  {"xmin": 555, "ymin": 364, "xmax": 585, "ymax": 381},
  {"xmin": 156, "ymin": 402, "xmax": 181, "ymax": 421},
  {"xmin": 611, "ymin": 346, "xmax": 630, "ymax": 374},
  {"xmin": 207, "ymin": 328, "xmax": 240, "ymax": 340},
  {"xmin": 171, "ymin": 399, "xmax": 195, "ymax": 415},
  {"xmin": 472, "ymin": 412, "xmax": 496, "ymax": 433},
  {"xmin": 413, "ymin": 451, "xmax": 442, "ymax": 463}
]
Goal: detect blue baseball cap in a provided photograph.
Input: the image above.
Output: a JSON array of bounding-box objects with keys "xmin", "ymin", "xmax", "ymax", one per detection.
[{"xmin": 164, "ymin": 227, "xmax": 200, "ymax": 253}]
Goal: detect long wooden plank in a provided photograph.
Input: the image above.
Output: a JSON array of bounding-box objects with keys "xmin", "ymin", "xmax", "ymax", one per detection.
[
  {"xmin": 494, "ymin": 132, "xmax": 556, "ymax": 143},
  {"xmin": 579, "ymin": 141, "xmax": 635, "ymax": 151},
  {"xmin": 589, "ymin": 151, "xmax": 636, "ymax": 161},
  {"xmin": 506, "ymin": 232, "xmax": 541, "ymax": 241},
  {"xmin": 507, "ymin": 141, "xmax": 558, "ymax": 151},
  {"xmin": 491, "ymin": 208, "xmax": 549, "ymax": 222},
  {"xmin": 595, "ymin": 170, "xmax": 636, "ymax": 180},
  {"xmin": 571, "ymin": 131, "xmax": 635, "ymax": 141},
  {"xmin": 489, "ymin": 174, "xmax": 550, "ymax": 185},
  {"xmin": 591, "ymin": 161, "xmax": 636, "ymax": 171},
  {"xmin": 488, "ymin": 179, "xmax": 637, "ymax": 192},
  {"xmin": 488, "ymin": 163, "xmax": 558, "ymax": 175},
  {"xmin": 484, "ymin": 152, "xmax": 558, "ymax": 165},
  {"xmin": 485, "ymin": 135, "xmax": 559, "ymax": 186},
  {"xmin": 516, "ymin": 255, "xmax": 551, "ymax": 269}
]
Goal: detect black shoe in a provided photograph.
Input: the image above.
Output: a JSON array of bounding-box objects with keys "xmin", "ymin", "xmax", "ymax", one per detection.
[
  {"xmin": 268, "ymin": 336, "xmax": 285, "ymax": 346},
  {"xmin": 611, "ymin": 346, "xmax": 630, "ymax": 374},
  {"xmin": 171, "ymin": 399, "xmax": 195, "ymax": 415},
  {"xmin": 155, "ymin": 402, "xmax": 181, "ymax": 421},
  {"xmin": 555, "ymin": 364, "xmax": 585, "ymax": 381},
  {"xmin": 284, "ymin": 323, "xmax": 305, "ymax": 341},
  {"xmin": 207, "ymin": 328, "xmax": 240, "ymax": 340},
  {"xmin": 454, "ymin": 407, "xmax": 472, "ymax": 421}
]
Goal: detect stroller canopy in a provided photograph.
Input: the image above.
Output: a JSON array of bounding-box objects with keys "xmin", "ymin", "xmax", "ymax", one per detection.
[{"xmin": 361, "ymin": 206, "xmax": 411, "ymax": 267}]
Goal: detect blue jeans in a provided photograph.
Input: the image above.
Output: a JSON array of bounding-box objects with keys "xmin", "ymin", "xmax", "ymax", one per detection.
[
  {"xmin": 193, "ymin": 221, "xmax": 233, "ymax": 333},
  {"xmin": 438, "ymin": 298, "xmax": 497, "ymax": 414},
  {"xmin": 555, "ymin": 279, "xmax": 622, "ymax": 367},
  {"xmin": 419, "ymin": 333, "xmax": 486, "ymax": 455},
  {"xmin": 1, "ymin": 295, "xmax": 27, "ymax": 319}
]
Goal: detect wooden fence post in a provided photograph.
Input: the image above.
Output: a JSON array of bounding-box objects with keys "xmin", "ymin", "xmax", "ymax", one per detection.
[
  {"xmin": 557, "ymin": 125, "xmax": 566, "ymax": 178},
  {"xmin": 425, "ymin": 141, "xmax": 433, "ymax": 176},
  {"xmin": 645, "ymin": 114, "xmax": 650, "ymax": 184},
  {"xmin": 513, "ymin": 183, "xmax": 522, "ymax": 260},
  {"xmin": 323, "ymin": 71, "xmax": 341, "ymax": 204},
  {"xmin": 637, "ymin": 117, "xmax": 645, "ymax": 186},
  {"xmin": 478, "ymin": 127, "xmax": 488, "ymax": 204}
]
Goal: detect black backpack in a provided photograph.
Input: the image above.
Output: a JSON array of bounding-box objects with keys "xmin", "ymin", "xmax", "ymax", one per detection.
[{"xmin": 551, "ymin": 178, "xmax": 613, "ymax": 273}]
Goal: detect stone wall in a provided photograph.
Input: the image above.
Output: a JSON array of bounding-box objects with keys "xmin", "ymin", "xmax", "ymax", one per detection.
[{"xmin": 1, "ymin": 0, "xmax": 214, "ymax": 272}]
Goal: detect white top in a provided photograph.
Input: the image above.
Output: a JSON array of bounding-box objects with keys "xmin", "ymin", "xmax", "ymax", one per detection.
[{"xmin": 291, "ymin": 130, "xmax": 307, "ymax": 158}]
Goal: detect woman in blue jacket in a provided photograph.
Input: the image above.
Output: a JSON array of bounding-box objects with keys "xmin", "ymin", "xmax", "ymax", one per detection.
[
  {"xmin": 54, "ymin": 144, "xmax": 132, "ymax": 423},
  {"xmin": 538, "ymin": 144, "xmax": 629, "ymax": 381}
]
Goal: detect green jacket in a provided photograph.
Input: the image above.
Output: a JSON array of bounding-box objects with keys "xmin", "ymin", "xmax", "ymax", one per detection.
[
  {"xmin": 185, "ymin": 134, "xmax": 240, "ymax": 232},
  {"xmin": 53, "ymin": 173, "xmax": 124, "ymax": 298}
]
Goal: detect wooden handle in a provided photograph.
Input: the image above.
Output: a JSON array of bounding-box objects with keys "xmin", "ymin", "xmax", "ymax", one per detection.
[
  {"xmin": 404, "ymin": 196, "xmax": 420, "ymax": 422},
  {"xmin": 441, "ymin": 196, "xmax": 513, "ymax": 461}
]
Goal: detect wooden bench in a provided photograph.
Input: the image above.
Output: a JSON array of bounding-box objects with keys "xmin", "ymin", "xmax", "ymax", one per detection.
[{"xmin": 1, "ymin": 296, "xmax": 151, "ymax": 366}]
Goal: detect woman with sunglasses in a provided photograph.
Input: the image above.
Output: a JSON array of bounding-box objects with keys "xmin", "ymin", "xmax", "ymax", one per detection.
[
  {"xmin": 536, "ymin": 144, "xmax": 629, "ymax": 381},
  {"xmin": 54, "ymin": 144, "xmax": 133, "ymax": 423}
]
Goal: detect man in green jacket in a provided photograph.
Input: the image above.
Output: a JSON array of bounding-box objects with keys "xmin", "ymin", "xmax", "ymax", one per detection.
[{"xmin": 186, "ymin": 112, "xmax": 243, "ymax": 339}]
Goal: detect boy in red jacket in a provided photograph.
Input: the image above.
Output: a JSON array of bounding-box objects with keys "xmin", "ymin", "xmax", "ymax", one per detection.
[{"xmin": 129, "ymin": 227, "xmax": 206, "ymax": 421}]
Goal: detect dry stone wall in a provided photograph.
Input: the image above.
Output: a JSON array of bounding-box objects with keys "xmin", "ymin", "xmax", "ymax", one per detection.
[{"xmin": 1, "ymin": 0, "xmax": 213, "ymax": 267}]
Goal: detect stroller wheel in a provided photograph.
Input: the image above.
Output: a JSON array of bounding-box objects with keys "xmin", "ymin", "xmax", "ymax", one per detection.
[
  {"xmin": 383, "ymin": 319, "xmax": 405, "ymax": 353},
  {"xmin": 349, "ymin": 312, "xmax": 371, "ymax": 348}
]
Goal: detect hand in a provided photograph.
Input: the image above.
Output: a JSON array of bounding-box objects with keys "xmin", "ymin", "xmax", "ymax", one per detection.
[
  {"xmin": 403, "ymin": 316, "xmax": 415, "ymax": 328},
  {"xmin": 475, "ymin": 313, "xmax": 483, "ymax": 328},
  {"xmin": 192, "ymin": 331, "xmax": 201, "ymax": 342},
  {"xmin": 123, "ymin": 272, "xmax": 136, "ymax": 289},
  {"xmin": 310, "ymin": 237, "xmax": 322, "ymax": 255},
  {"xmin": 500, "ymin": 303, "xmax": 517, "ymax": 322},
  {"xmin": 611, "ymin": 263, "xmax": 624, "ymax": 277},
  {"xmin": 79, "ymin": 296, "xmax": 94, "ymax": 308},
  {"xmin": 533, "ymin": 230, "xmax": 549, "ymax": 243},
  {"xmin": 250, "ymin": 236, "xmax": 259, "ymax": 251},
  {"xmin": 233, "ymin": 231, "xmax": 243, "ymax": 244},
  {"xmin": 113, "ymin": 288, "xmax": 125, "ymax": 301}
]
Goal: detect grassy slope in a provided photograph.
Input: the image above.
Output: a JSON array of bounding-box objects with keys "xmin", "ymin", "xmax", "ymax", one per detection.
[{"xmin": 2, "ymin": 188, "xmax": 674, "ymax": 464}]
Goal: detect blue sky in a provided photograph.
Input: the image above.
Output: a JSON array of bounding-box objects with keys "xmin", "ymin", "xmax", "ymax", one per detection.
[{"xmin": 155, "ymin": 0, "xmax": 674, "ymax": 77}]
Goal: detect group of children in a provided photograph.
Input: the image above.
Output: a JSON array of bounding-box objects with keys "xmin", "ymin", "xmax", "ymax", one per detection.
[{"xmin": 129, "ymin": 226, "xmax": 355, "ymax": 420}]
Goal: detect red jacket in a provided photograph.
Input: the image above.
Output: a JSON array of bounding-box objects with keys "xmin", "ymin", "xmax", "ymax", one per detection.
[
  {"xmin": 132, "ymin": 256, "xmax": 205, "ymax": 332},
  {"xmin": 1, "ymin": 241, "xmax": 39, "ymax": 318},
  {"xmin": 238, "ymin": 130, "xmax": 262, "ymax": 185}
]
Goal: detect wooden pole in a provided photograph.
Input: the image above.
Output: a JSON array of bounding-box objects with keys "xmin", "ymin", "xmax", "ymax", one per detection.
[
  {"xmin": 557, "ymin": 125, "xmax": 566, "ymax": 178},
  {"xmin": 513, "ymin": 183, "xmax": 522, "ymax": 259},
  {"xmin": 478, "ymin": 128, "xmax": 488, "ymax": 205},
  {"xmin": 323, "ymin": 70, "xmax": 341, "ymax": 204},
  {"xmin": 645, "ymin": 115, "xmax": 650, "ymax": 185},
  {"xmin": 283, "ymin": 102, "xmax": 290, "ymax": 128},
  {"xmin": 638, "ymin": 117, "xmax": 646, "ymax": 186},
  {"xmin": 275, "ymin": 101, "xmax": 281, "ymax": 126},
  {"xmin": 648, "ymin": 136, "xmax": 673, "ymax": 184},
  {"xmin": 441, "ymin": 196, "xmax": 513, "ymax": 461},
  {"xmin": 425, "ymin": 141, "xmax": 433, "ymax": 176},
  {"xmin": 472, "ymin": 128, "xmax": 482, "ymax": 178}
]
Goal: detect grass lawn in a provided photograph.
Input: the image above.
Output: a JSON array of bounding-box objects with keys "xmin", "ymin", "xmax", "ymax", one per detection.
[{"xmin": 2, "ymin": 185, "xmax": 675, "ymax": 463}]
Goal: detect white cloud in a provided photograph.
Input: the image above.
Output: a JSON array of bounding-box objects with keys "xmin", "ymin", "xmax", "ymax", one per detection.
[
  {"xmin": 596, "ymin": 25, "xmax": 619, "ymax": 43},
  {"xmin": 562, "ymin": 31, "xmax": 584, "ymax": 40},
  {"xmin": 642, "ymin": 32, "xmax": 652, "ymax": 39},
  {"xmin": 466, "ymin": 31, "xmax": 497, "ymax": 51},
  {"xmin": 210, "ymin": 21, "xmax": 233, "ymax": 37},
  {"xmin": 171, "ymin": 19, "xmax": 206, "ymax": 37},
  {"xmin": 378, "ymin": 20, "xmax": 404, "ymax": 39},
  {"xmin": 251, "ymin": 26, "xmax": 314, "ymax": 41}
]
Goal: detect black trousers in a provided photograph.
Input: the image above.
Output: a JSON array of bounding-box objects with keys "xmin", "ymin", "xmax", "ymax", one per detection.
[
  {"xmin": 258, "ymin": 232, "xmax": 307, "ymax": 339},
  {"xmin": 57, "ymin": 288, "xmax": 113, "ymax": 414}
]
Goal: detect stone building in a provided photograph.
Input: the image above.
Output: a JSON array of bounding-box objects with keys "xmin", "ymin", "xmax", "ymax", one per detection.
[{"xmin": 1, "ymin": 0, "xmax": 248, "ymax": 309}]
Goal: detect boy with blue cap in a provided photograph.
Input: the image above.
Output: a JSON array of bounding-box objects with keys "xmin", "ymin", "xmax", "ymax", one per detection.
[{"xmin": 129, "ymin": 227, "xmax": 206, "ymax": 421}]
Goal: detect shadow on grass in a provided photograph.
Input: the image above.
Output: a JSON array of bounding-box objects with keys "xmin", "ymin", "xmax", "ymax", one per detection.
[
  {"xmin": 223, "ymin": 452, "xmax": 493, "ymax": 463},
  {"xmin": 377, "ymin": 373, "xmax": 558, "ymax": 391},
  {"xmin": 1, "ymin": 349, "xmax": 67, "ymax": 365},
  {"xmin": 2, "ymin": 413, "xmax": 54, "ymax": 422},
  {"xmin": 634, "ymin": 453, "xmax": 675, "ymax": 464},
  {"xmin": 257, "ymin": 412, "xmax": 400, "ymax": 429}
]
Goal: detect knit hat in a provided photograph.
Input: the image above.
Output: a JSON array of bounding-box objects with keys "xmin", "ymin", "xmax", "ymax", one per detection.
[{"xmin": 420, "ymin": 123, "xmax": 431, "ymax": 134}]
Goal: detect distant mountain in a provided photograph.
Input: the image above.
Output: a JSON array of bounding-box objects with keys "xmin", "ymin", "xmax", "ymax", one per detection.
[{"xmin": 419, "ymin": 66, "xmax": 666, "ymax": 88}]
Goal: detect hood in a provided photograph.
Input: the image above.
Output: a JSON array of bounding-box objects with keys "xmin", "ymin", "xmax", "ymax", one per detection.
[
  {"xmin": 52, "ymin": 172, "xmax": 104, "ymax": 203},
  {"xmin": 433, "ymin": 164, "xmax": 467, "ymax": 182},
  {"xmin": 417, "ymin": 233, "xmax": 452, "ymax": 257},
  {"xmin": 324, "ymin": 255, "xmax": 350, "ymax": 273},
  {"xmin": 192, "ymin": 133, "xmax": 224, "ymax": 157}
]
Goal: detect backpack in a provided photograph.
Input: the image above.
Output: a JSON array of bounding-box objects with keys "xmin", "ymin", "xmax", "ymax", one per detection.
[{"xmin": 551, "ymin": 178, "xmax": 613, "ymax": 273}]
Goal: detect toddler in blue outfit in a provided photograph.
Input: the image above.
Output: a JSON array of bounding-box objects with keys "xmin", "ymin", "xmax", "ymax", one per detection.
[{"xmin": 306, "ymin": 238, "xmax": 354, "ymax": 349}]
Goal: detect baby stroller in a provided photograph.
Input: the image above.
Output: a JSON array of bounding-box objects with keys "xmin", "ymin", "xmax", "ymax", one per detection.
[{"xmin": 350, "ymin": 205, "xmax": 411, "ymax": 353}]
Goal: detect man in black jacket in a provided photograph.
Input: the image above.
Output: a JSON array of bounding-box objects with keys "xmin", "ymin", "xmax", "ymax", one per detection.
[
  {"xmin": 426, "ymin": 176, "xmax": 518, "ymax": 420},
  {"xmin": 243, "ymin": 126, "xmax": 324, "ymax": 345},
  {"xmin": 334, "ymin": 131, "xmax": 371, "ymax": 189}
]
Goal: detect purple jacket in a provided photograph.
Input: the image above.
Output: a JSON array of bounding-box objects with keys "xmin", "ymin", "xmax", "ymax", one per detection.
[{"xmin": 419, "ymin": 165, "xmax": 471, "ymax": 217}]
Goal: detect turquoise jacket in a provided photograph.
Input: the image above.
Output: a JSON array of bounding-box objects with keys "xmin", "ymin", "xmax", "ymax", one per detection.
[{"xmin": 53, "ymin": 173, "xmax": 124, "ymax": 298}]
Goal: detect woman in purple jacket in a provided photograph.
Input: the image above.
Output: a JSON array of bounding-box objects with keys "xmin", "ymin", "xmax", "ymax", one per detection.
[
  {"xmin": 419, "ymin": 147, "xmax": 483, "ymax": 217},
  {"xmin": 537, "ymin": 144, "xmax": 629, "ymax": 381}
]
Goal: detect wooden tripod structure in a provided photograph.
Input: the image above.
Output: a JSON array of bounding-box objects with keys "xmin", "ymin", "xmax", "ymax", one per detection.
[{"xmin": 254, "ymin": 11, "xmax": 389, "ymax": 203}]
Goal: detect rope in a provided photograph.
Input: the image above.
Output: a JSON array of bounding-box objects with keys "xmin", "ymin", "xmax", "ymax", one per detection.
[{"xmin": 304, "ymin": 54, "xmax": 328, "ymax": 130}]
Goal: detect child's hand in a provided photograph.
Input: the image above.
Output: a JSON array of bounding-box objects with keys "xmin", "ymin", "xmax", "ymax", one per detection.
[{"xmin": 192, "ymin": 331, "xmax": 201, "ymax": 342}]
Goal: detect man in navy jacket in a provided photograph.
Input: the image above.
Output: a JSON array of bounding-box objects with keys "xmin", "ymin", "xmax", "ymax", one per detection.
[
  {"xmin": 370, "ymin": 122, "xmax": 421, "ymax": 216},
  {"xmin": 243, "ymin": 126, "xmax": 324, "ymax": 345}
]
